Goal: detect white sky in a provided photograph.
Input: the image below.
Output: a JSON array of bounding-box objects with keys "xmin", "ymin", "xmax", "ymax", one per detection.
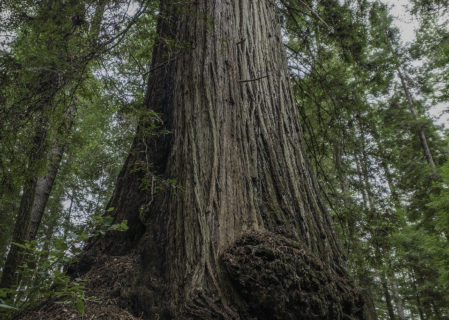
[{"xmin": 384, "ymin": 0, "xmax": 418, "ymax": 43}]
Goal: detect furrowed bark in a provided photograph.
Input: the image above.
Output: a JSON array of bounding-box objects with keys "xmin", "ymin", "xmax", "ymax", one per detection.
[{"xmin": 67, "ymin": 0, "xmax": 371, "ymax": 318}]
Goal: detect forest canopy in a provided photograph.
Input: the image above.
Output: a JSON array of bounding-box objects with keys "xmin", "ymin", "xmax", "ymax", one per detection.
[{"xmin": 1, "ymin": 0, "xmax": 449, "ymax": 319}]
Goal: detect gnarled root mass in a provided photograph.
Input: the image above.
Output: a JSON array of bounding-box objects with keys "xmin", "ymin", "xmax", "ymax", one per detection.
[
  {"xmin": 218, "ymin": 232, "xmax": 369, "ymax": 320},
  {"xmin": 15, "ymin": 232, "xmax": 370, "ymax": 320}
]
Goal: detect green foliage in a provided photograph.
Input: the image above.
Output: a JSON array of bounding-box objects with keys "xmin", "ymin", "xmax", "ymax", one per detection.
[
  {"xmin": 0, "ymin": 0, "xmax": 156, "ymax": 317},
  {"xmin": 426, "ymin": 158, "xmax": 449, "ymax": 281},
  {"xmin": 0, "ymin": 288, "xmax": 17, "ymax": 311},
  {"xmin": 285, "ymin": 0, "xmax": 449, "ymax": 317},
  {"xmin": 0, "ymin": 215, "xmax": 128, "ymax": 318}
]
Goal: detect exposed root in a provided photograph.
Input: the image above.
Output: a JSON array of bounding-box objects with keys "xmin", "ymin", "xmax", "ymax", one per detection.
[{"xmin": 182, "ymin": 291, "xmax": 236, "ymax": 319}]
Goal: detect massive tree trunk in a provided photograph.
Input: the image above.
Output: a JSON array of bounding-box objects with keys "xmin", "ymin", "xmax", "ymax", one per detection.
[{"xmin": 64, "ymin": 1, "xmax": 370, "ymax": 319}]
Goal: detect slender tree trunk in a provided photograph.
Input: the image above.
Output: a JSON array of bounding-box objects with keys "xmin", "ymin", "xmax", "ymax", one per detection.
[
  {"xmin": 62, "ymin": 192, "xmax": 74, "ymax": 242},
  {"xmin": 27, "ymin": 0, "xmax": 105, "ymax": 241},
  {"xmin": 379, "ymin": 151, "xmax": 400, "ymax": 206},
  {"xmin": 28, "ymin": 104, "xmax": 75, "ymax": 241},
  {"xmin": 27, "ymin": 142, "xmax": 65, "ymax": 241},
  {"xmin": 0, "ymin": 103, "xmax": 75, "ymax": 292},
  {"xmin": 334, "ymin": 142, "xmax": 354, "ymax": 248},
  {"xmin": 390, "ymin": 279, "xmax": 406, "ymax": 320},
  {"xmin": 13, "ymin": 134, "xmax": 67, "ymax": 293},
  {"xmin": 411, "ymin": 271, "xmax": 426, "ymax": 320},
  {"xmin": 397, "ymin": 68, "xmax": 436, "ymax": 169},
  {"xmin": 356, "ymin": 153, "xmax": 370, "ymax": 210},
  {"xmin": 368, "ymin": 124, "xmax": 401, "ymax": 205},
  {"xmin": 381, "ymin": 274, "xmax": 396, "ymax": 320},
  {"xmin": 0, "ymin": 120, "xmax": 47, "ymax": 290},
  {"xmin": 24, "ymin": 205, "xmax": 59, "ymax": 305},
  {"xmin": 334, "ymin": 142, "xmax": 350, "ymax": 209},
  {"xmin": 69, "ymin": 1, "xmax": 371, "ymax": 319},
  {"xmin": 359, "ymin": 129, "xmax": 376, "ymax": 213},
  {"xmin": 0, "ymin": 195, "xmax": 19, "ymax": 266}
]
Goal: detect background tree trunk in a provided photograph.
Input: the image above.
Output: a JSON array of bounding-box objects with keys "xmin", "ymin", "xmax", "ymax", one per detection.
[
  {"xmin": 397, "ymin": 68, "xmax": 436, "ymax": 169},
  {"xmin": 0, "ymin": 120, "xmax": 47, "ymax": 290},
  {"xmin": 381, "ymin": 274, "xmax": 396, "ymax": 320},
  {"xmin": 27, "ymin": 141, "xmax": 64, "ymax": 242},
  {"xmin": 69, "ymin": 0, "xmax": 371, "ymax": 318},
  {"xmin": 27, "ymin": 103, "xmax": 75, "ymax": 241},
  {"xmin": 390, "ymin": 279, "xmax": 406, "ymax": 320}
]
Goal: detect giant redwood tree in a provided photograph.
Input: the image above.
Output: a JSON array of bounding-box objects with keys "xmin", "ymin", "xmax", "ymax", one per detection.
[{"xmin": 21, "ymin": 0, "xmax": 372, "ymax": 319}]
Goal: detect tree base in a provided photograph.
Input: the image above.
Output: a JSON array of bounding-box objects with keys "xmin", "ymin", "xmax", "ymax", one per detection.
[{"xmin": 15, "ymin": 232, "xmax": 372, "ymax": 320}]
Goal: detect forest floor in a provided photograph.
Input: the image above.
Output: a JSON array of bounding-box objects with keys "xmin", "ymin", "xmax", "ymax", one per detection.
[{"xmin": 15, "ymin": 255, "xmax": 142, "ymax": 320}]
